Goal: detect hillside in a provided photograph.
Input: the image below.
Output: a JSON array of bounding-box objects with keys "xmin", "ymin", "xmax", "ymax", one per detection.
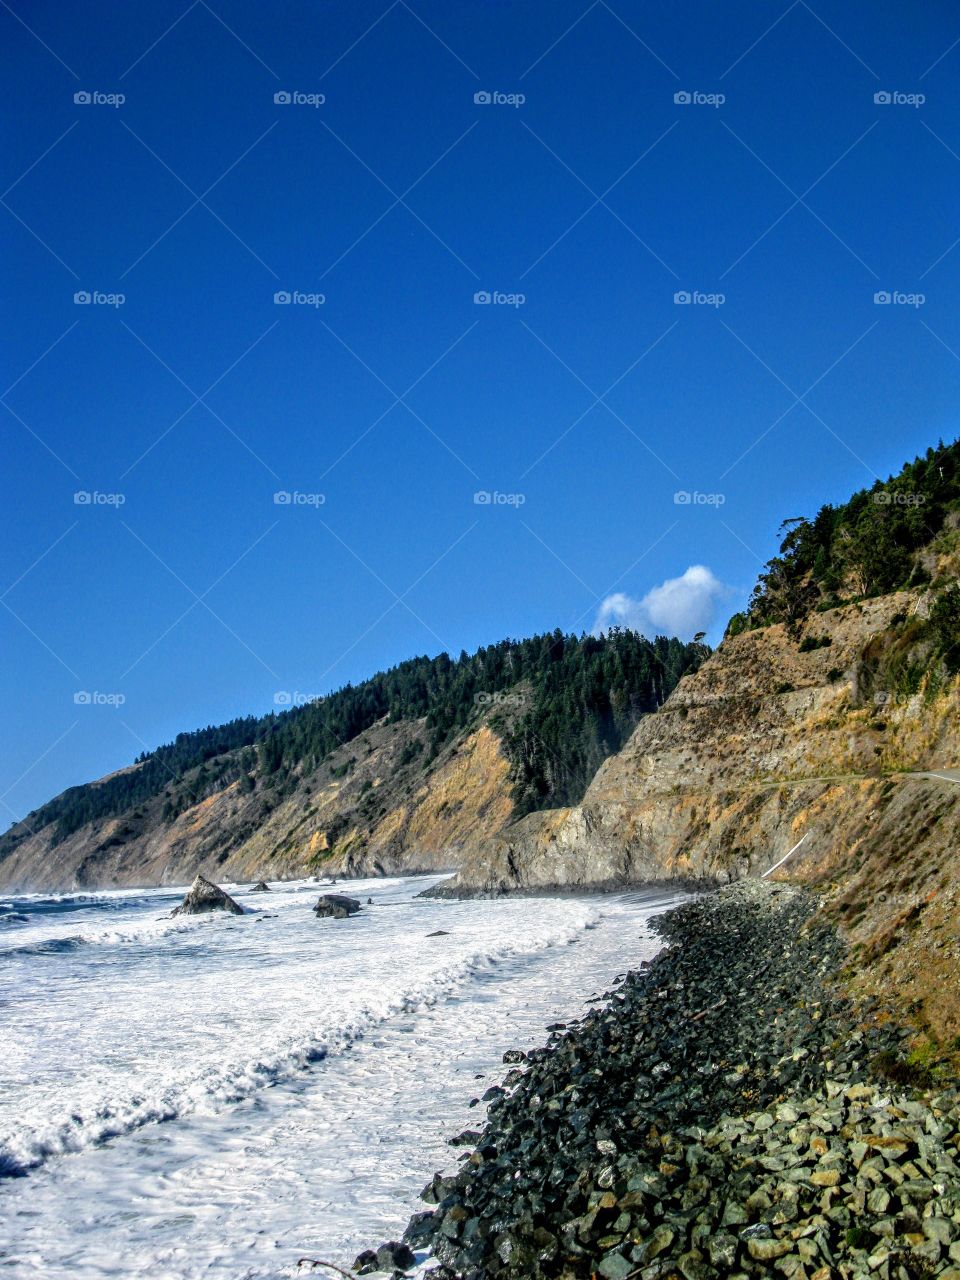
[
  {"xmin": 0, "ymin": 632, "xmax": 704, "ymax": 892},
  {"xmin": 439, "ymin": 438, "xmax": 960, "ymax": 1049}
]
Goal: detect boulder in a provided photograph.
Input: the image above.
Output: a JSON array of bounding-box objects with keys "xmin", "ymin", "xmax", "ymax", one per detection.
[
  {"xmin": 313, "ymin": 893, "xmax": 362, "ymax": 919},
  {"xmin": 249, "ymin": 881, "xmax": 270, "ymax": 892},
  {"xmin": 376, "ymin": 1241, "xmax": 416, "ymax": 1273},
  {"xmin": 172, "ymin": 874, "xmax": 244, "ymax": 916}
]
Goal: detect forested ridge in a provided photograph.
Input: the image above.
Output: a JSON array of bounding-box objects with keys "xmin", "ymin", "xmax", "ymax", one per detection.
[
  {"xmin": 730, "ymin": 438, "xmax": 960, "ymax": 634},
  {"xmin": 2, "ymin": 630, "xmax": 706, "ymax": 852}
]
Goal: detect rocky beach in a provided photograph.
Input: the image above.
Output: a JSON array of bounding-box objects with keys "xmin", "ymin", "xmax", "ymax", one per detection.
[{"xmin": 357, "ymin": 882, "xmax": 960, "ymax": 1280}]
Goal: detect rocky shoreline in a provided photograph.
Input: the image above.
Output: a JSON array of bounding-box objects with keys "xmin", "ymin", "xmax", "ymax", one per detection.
[
  {"xmin": 356, "ymin": 881, "xmax": 960, "ymax": 1280},
  {"xmin": 421, "ymin": 875, "xmax": 713, "ymax": 902}
]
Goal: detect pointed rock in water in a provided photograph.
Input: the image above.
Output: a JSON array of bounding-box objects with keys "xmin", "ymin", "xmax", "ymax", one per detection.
[
  {"xmin": 171, "ymin": 874, "xmax": 244, "ymax": 917},
  {"xmin": 249, "ymin": 881, "xmax": 270, "ymax": 892},
  {"xmin": 313, "ymin": 893, "xmax": 361, "ymax": 919}
]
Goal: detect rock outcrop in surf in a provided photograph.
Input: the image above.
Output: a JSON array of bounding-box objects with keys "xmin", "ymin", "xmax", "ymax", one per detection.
[
  {"xmin": 313, "ymin": 893, "xmax": 361, "ymax": 919},
  {"xmin": 171, "ymin": 875, "xmax": 244, "ymax": 917}
]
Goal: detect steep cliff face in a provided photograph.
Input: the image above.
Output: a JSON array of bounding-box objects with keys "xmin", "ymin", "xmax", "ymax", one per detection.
[
  {"xmin": 441, "ymin": 593, "xmax": 948, "ymax": 889},
  {"xmin": 440, "ymin": 593, "xmax": 960, "ymax": 904},
  {"xmin": 0, "ymin": 716, "xmax": 517, "ymax": 892},
  {"xmin": 334, "ymin": 724, "xmax": 515, "ymax": 876}
]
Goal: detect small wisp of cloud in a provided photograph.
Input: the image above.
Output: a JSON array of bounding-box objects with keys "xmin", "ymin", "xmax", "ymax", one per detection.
[{"xmin": 593, "ymin": 565, "xmax": 732, "ymax": 642}]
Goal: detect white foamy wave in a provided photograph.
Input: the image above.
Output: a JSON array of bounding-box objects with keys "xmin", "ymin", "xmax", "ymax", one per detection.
[
  {"xmin": 0, "ymin": 876, "xmax": 321, "ymax": 956},
  {"xmin": 0, "ymin": 906, "xmax": 229, "ymax": 958},
  {"xmin": 0, "ymin": 902, "xmax": 595, "ymax": 1178}
]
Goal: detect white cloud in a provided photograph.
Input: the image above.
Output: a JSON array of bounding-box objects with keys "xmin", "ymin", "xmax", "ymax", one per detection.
[{"xmin": 593, "ymin": 565, "xmax": 731, "ymax": 641}]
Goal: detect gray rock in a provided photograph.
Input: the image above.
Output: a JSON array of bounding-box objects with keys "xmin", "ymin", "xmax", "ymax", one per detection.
[
  {"xmin": 740, "ymin": 1222, "xmax": 773, "ymax": 1241},
  {"xmin": 598, "ymin": 1252, "xmax": 634, "ymax": 1279},
  {"xmin": 707, "ymin": 1232, "xmax": 739, "ymax": 1268},
  {"xmin": 249, "ymin": 881, "xmax": 270, "ymax": 892},
  {"xmin": 375, "ymin": 1240, "xmax": 415, "ymax": 1272},
  {"xmin": 746, "ymin": 1237, "xmax": 793, "ymax": 1261},
  {"xmin": 171, "ymin": 874, "xmax": 244, "ymax": 916},
  {"xmin": 313, "ymin": 893, "xmax": 361, "ymax": 919}
]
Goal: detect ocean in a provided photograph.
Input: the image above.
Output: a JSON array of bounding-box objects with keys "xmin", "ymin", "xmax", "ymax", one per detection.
[{"xmin": 0, "ymin": 874, "xmax": 679, "ymax": 1278}]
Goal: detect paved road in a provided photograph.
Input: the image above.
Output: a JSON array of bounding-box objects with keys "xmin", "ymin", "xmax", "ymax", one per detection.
[
  {"xmin": 758, "ymin": 767, "xmax": 960, "ymax": 877},
  {"xmin": 748, "ymin": 768, "xmax": 960, "ymax": 791}
]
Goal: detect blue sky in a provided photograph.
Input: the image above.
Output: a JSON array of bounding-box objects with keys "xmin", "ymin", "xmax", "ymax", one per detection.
[{"xmin": 3, "ymin": 0, "xmax": 960, "ymax": 821}]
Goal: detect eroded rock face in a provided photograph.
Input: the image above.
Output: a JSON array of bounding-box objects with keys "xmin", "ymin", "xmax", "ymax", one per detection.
[
  {"xmin": 439, "ymin": 591, "xmax": 960, "ymax": 899},
  {"xmin": 171, "ymin": 874, "xmax": 244, "ymax": 916},
  {"xmin": 313, "ymin": 893, "xmax": 361, "ymax": 919}
]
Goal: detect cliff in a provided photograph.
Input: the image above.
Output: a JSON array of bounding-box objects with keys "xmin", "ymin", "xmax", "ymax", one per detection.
[
  {"xmin": 0, "ymin": 630, "xmax": 699, "ymax": 894},
  {"xmin": 0, "ymin": 715, "xmax": 519, "ymax": 893},
  {"xmin": 437, "ymin": 581, "xmax": 960, "ymax": 1045},
  {"xmin": 440, "ymin": 592, "xmax": 951, "ymax": 885}
]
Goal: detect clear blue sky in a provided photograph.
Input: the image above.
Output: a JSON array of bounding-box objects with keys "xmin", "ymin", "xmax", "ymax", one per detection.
[{"xmin": 3, "ymin": 0, "xmax": 960, "ymax": 822}]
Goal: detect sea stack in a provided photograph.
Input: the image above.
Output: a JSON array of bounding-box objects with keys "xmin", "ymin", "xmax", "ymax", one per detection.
[{"xmin": 172, "ymin": 874, "xmax": 245, "ymax": 916}]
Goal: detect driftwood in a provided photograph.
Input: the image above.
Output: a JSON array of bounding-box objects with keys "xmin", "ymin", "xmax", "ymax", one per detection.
[{"xmin": 295, "ymin": 1260, "xmax": 355, "ymax": 1279}]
